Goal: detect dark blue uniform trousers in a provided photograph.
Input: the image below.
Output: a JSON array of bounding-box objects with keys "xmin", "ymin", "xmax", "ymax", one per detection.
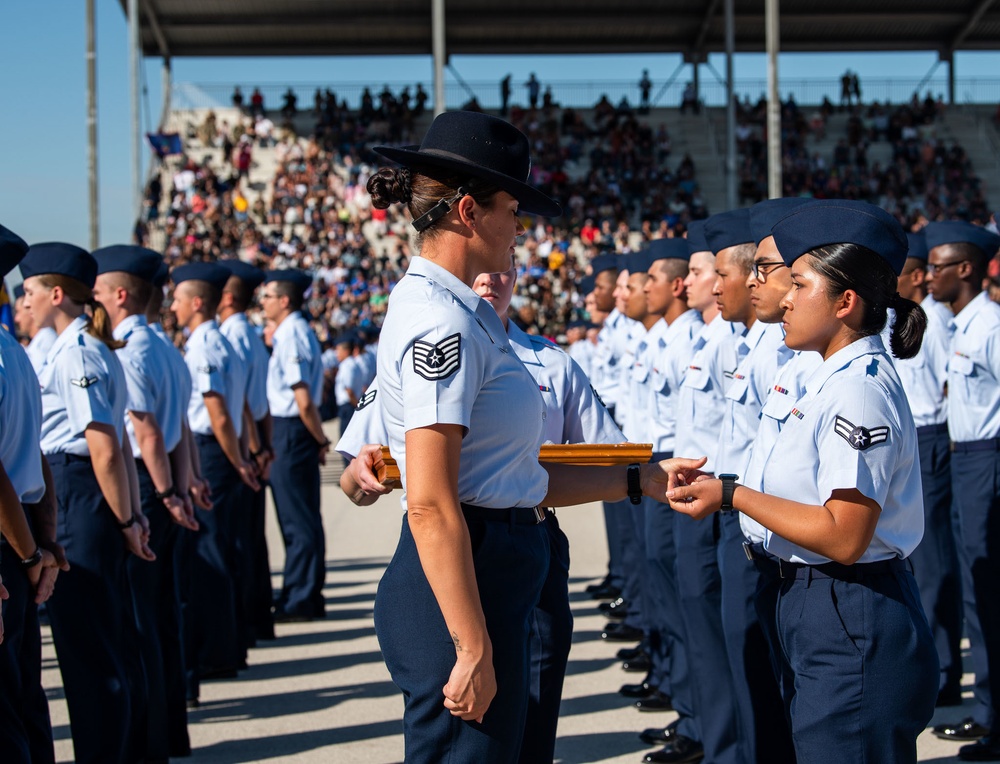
[
  {"xmin": 129, "ymin": 461, "xmax": 190, "ymax": 759},
  {"xmin": 717, "ymin": 515, "xmax": 795, "ymax": 764},
  {"xmin": 46, "ymin": 454, "xmax": 142, "ymax": 764},
  {"xmin": 643, "ymin": 494, "xmax": 698, "ymax": 741},
  {"xmin": 182, "ymin": 434, "xmax": 241, "ymax": 700},
  {"xmin": 674, "ymin": 512, "xmax": 741, "ymax": 763},
  {"xmin": 241, "ymin": 472, "xmax": 275, "ymax": 643},
  {"xmin": 271, "ymin": 416, "xmax": 325, "ymax": 618},
  {"xmin": 375, "ymin": 509, "xmax": 549, "ymax": 764},
  {"xmin": 520, "ymin": 511, "xmax": 573, "ymax": 764},
  {"xmin": 909, "ymin": 423, "xmax": 963, "ymax": 696},
  {"xmin": 774, "ymin": 561, "xmax": 937, "ymax": 763},
  {"xmin": 0, "ymin": 533, "xmax": 55, "ymax": 764},
  {"xmin": 600, "ymin": 405, "xmax": 625, "ymax": 591},
  {"xmin": 952, "ymin": 444, "xmax": 1000, "ymax": 728}
]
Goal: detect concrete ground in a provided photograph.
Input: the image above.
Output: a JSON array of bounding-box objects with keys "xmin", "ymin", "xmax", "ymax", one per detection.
[{"xmin": 44, "ymin": 440, "xmax": 970, "ymax": 762}]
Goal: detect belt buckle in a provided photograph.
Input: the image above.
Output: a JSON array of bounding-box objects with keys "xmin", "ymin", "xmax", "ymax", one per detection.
[{"xmin": 532, "ymin": 506, "xmax": 546, "ymax": 524}]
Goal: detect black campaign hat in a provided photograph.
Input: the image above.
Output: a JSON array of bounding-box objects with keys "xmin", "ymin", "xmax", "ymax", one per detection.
[
  {"xmin": 21, "ymin": 242, "xmax": 97, "ymax": 287},
  {"xmin": 0, "ymin": 223, "xmax": 29, "ymax": 280},
  {"xmin": 373, "ymin": 112, "xmax": 561, "ymax": 218},
  {"xmin": 92, "ymin": 245, "xmax": 163, "ymax": 282}
]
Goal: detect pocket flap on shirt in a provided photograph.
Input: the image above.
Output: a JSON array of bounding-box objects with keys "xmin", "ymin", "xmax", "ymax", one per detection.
[{"xmin": 948, "ymin": 354, "xmax": 975, "ymax": 376}]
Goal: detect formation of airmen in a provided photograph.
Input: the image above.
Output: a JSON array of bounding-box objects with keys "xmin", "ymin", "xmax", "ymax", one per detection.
[{"xmin": 0, "ymin": 230, "xmax": 330, "ymax": 764}]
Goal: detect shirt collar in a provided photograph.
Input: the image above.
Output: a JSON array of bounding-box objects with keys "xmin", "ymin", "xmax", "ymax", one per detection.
[
  {"xmin": 45, "ymin": 315, "xmax": 89, "ymax": 366},
  {"xmin": 407, "ymin": 255, "xmax": 507, "ymax": 346},
  {"xmin": 951, "ymin": 290, "xmax": 988, "ymax": 334},
  {"xmin": 220, "ymin": 312, "xmax": 247, "ymax": 330},
  {"xmin": 803, "ymin": 334, "xmax": 887, "ymax": 398},
  {"xmin": 738, "ymin": 318, "xmax": 768, "ymax": 355},
  {"xmin": 113, "ymin": 313, "xmax": 147, "ymax": 341},
  {"xmin": 188, "ymin": 318, "xmax": 217, "ymax": 346}
]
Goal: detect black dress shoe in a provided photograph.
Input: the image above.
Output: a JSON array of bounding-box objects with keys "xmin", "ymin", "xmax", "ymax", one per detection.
[
  {"xmin": 602, "ymin": 623, "xmax": 644, "ymax": 641},
  {"xmin": 635, "ymin": 690, "xmax": 673, "ymax": 712},
  {"xmin": 643, "ymin": 735, "xmax": 703, "ymax": 763},
  {"xmin": 937, "ymin": 685, "xmax": 964, "ymax": 707},
  {"xmin": 622, "ymin": 654, "xmax": 652, "ymax": 672},
  {"xmin": 599, "ymin": 597, "xmax": 629, "ymax": 619},
  {"xmin": 620, "ymin": 678, "xmax": 657, "ymax": 699},
  {"xmin": 639, "ymin": 719, "xmax": 680, "ymax": 745},
  {"xmin": 589, "ymin": 582, "xmax": 623, "ymax": 600},
  {"xmin": 586, "ymin": 575, "xmax": 611, "ymax": 593},
  {"xmin": 960, "ymin": 736, "xmax": 1000, "ymax": 761},
  {"xmin": 617, "ymin": 643, "xmax": 647, "ymax": 660},
  {"xmin": 934, "ymin": 718, "xmax": 991, "ymax": 741}
]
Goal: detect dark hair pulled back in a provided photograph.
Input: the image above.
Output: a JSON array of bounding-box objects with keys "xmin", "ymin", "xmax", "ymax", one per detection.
[{"xmin": 807, "ymin": 242, "xmax": 927, "ymax": 359}]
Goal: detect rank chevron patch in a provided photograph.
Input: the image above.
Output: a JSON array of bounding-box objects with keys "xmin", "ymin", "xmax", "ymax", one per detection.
[
  {"xmin": 834, "ymin": 415, "xmax": 890, "ymax": 451},
  {"xmin": 412, "ymin": 333, "xmax": 461, "ymax": 381},
  {"xmin": 70, "ymin": 375, "xmax": 99, "ymax": 389},
  {"xmin": 356, "ymin": 389, "xmax": 377, "ymax": 411}
]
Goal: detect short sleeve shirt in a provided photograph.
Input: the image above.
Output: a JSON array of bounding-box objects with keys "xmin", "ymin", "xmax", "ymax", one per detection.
[
  {"xmin": 267, "ymin": 312, "xmax": 323, "ymax": 417},
  {"xmin": 0, "ymin": 326, "xmax": 45, "ymax": 502},
  {"xmin": 647, "ymin": 310, "xmax": 704, "ymax": 454},
  {"xmin": 335, "ymin": 377, "xmax": 386, "ymax": 461},
  {"xmin": 882, "ymin": 296, "xmax": 951, "ymax": 428},
  {"xmin": 183, "ymin": 320, "xmax": 245, "ymax": 437},
  {"xmin": 946, "ymin": 291, "xmax": 1000, "ymax": 442},
  {"xmin": 220, "ymin": 312, "xmax": 271, "ymax": 421}
]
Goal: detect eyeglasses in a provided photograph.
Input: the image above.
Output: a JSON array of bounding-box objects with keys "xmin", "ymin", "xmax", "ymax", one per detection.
[
  {"xmin": 926, "ymin": 260, "xmax": 969, "ymax": 275},
  {"xmin": 259, "ymin": 293, "xmax": 279, "ymax": 300},
  {"xmin": 751, "ymin": 260, "xmax": 787, "ymax": 282}
]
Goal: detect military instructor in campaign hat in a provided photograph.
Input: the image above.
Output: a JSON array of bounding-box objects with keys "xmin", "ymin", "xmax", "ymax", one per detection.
[{"xmin": 366, "ymin": 110, "xmax": 704, "ymax": 763}]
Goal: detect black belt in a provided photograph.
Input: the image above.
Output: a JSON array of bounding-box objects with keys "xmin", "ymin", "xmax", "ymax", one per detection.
[
  {"xmin": 193, "ymin": 432, "xmax": 217, "ymax": 446},
  {"xmin": 952, "ymin": 437, "xmax": 1000, "ymax": 453},
  {"xmin": 45, "ymin": 452, "xmax": 91, "ymax": 465},
  {"xmin": 915, "ymin": 422, "xmax": 949, "ymax": 437},
  {"xmin": 461, "ymin": 503, "xmax": 546, "ymax": 525},
  {"xmin": 775, "ymin": 556, "xmax": 905, "ymax": 582}
]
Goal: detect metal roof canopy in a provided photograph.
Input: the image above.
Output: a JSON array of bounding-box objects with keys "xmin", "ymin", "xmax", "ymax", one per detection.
[{"xmin": 126, "ymin": 0, "xmax": 1000, "ymax": 59}]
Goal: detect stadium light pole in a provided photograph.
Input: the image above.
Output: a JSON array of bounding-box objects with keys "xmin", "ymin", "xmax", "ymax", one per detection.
[
  {"xmin": 432, "ymin": 0, "xmax": 446, "ymax": 115},
  {"xmin": 86, "ymin": 0, "xmax": 99, "ymax": 250},
  {"xmin": 129, "ymin": 0, "xmax": 141, "ymax": 231},
  {"xmin": 766, "ymin": 0, "xmax": 782, "ymax": 199},
  {"xmin": 724, "ymin": 0, "xmax": 736, "ymax": 210}
]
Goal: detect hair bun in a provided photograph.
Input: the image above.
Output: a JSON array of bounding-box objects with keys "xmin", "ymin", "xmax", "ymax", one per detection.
[{"xmin": 367, "ymin": 167, "xmax": 412, "ymax": 209}]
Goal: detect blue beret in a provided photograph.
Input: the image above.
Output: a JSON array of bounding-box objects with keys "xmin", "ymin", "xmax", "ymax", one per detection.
[
  {"xmin": 92, "ymin": 245, "xmax": 163, "ymax": 282},
  {"xmin": 218, "ymin": 259, "xmax": 266, "ymax": 290},
  {"xmin": 625, "ymin": 251, "xmax": 654, "ymax": 276},
  {"xmin": 748, "ymin": 198, "xmax": 812, "ymax": 246},
  {"xmin": 704, "ymin": 209, "xmax": 753, "ymax": 253},
  {"xmin": 686, "ymin": 220, "xmax": 711, "ymax": 255},
  {"xmin": 0, "ymin": 224, "xmax": 28, "ymax": 280},
  {"xmin": 264, "ymin": 269, "xmax": 313, "ymax": 293},
  {"xmin": 647, "ymin": 238, "xmax": 691, "ymax": 262},
  {"xmin": 171, "ymin": 262, "xmax": 231, "ymax": 292},
  {"xmin": 590, "ymin": 254, "xmax": 619, "ymax": 276},
  {"xmin": 577, "ymin": 275, "xmax": 595, "ymax": 295},
  {"xmin": 905, "ymin": 232, "xmax": 929, "ymax": 262},
  {"xmin": 12, "ymin": 283, "xmax": 24, "ymax": 300},
  {"xmin": 923, "ymin": 221, "xmax": 1000, "ymax": 259},
  {"xmin": 152, "ymin": 260, "xmax": 169, "ymax": 288},
  {"xmin": 770, "ymin": 200, "xmax": 908, "ymax": 275},
  {"xmin": 21, "ymin": 242, "xmax": 97, "ymax": 287}
]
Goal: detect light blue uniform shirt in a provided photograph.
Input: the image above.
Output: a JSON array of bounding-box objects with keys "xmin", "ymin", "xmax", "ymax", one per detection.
[
  {"xmin": 335, "ymin": 377, "xmax": 385, "ymax": 461},
  {"xmin": 113, "ymin": 314, "xmax": 183, "ymax": 457},
  {"xmin": 38, "ymin": 315, "xmax": 128, "ymax": 457},
  {"xmin": 220, "ymin": 312, "xmax": 270, "ymax": 421},
  {"xmin": 568, "ymin": 338, "xmax": 595, "ymax": 381},
  {"xmin": 673, "ymin": 315, "xmax": 743, "ymax": 473},
  {"xmin": 740, "ymin": 346, "xmax": 823, "ymax": 543},
  {"xmin": 761, "ymin": 335, "xmax": 923, "ymax": 564},
  {"xmin": 882, "ymin": 297, "xmax": 951, "ymax": 428},
  {"xmin": 25, "ymin": 326, "xmax": 56, "ymax": 374},
  {"xmin": 149, "ymin": 322, "xmax": 194, "ymax": 424},
  {"xmin": 619, "ymin": 322, "xmax": 654, "ymax": 442},
  {"xmin": 717, "ymin": 321, "xmax": 791, "ymax": 477},
  {"xmin": 593, "ymin": 308, "xmax": 635, "ymax": 416},
  {"xmin": 508, "ymin": 320, "xmax": 624, "ymax": 446},
  {"xmin": 358, "ymin": 347, "xmax": 377, "ymax": 389},
  {"xmin": 183, "ymin": 319, "xmax": 245, "ymax": 437},
  {"xmin": 647, "ymin": 309, "xmax": 703, "ymax": 455},
  {"xmin": 0, "ymin": 326, "xmax": 45, "ymax": 503},
  {"xmin": 334, "ymin": 354, "xmax": 367, "ymax": 407},
  {"xmin": 946, "ymin": 291, "xmax": 1000, "ymax": 442},
  {"xmin": 267, "ymin": 312, "xmax": 323, "ymax": 417},
  {"xmin": 377, "ymin": 256, "xmax": 548, "ymax": 511}
]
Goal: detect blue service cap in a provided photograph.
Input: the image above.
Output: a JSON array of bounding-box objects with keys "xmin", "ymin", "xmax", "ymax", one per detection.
[
  {"xmin": 218, "ymin": 259, "xmax": 266, "ymax": 290},
  {"xmin": 21, "ymin": 242, "xmax": 97, "ymax": 287},
  {"xmin": 770, "ymin": 200, "xmax": 908, "ymax": 275},
  {"xmin": 334, "ymin": 331, "xmax": 358, "ymax": 346},
  {"xmin": 625, "ymin": 250, "xmax": 654, "ymax": 276},
  {"xmin": 264, "ymin": 269, "xmax": 313, "ymax": 293},
  {"xmin": 152, "ymin": 260, "xmax": 169, "ymax": 288},
  {"xmin": 749, "ymin": 198, "xmax": 812, "ymax": 246},
  {"xmin": 171, "ymin": 262, "xmax": 231, "ymax": 291},
  {"xmin": 923, "ymin": 221, "xmax": 1000, "ymax": 260},
  {"xmin": 92, "ymin": 245, "xmax": 163, "ymax": 282},
  {"xmin": 13, "ymin": 283, "xmax": 24, "ymax": 300},
  {"xmin": 0, "ymin": 224, "xmax": 28, "ymax": 280},
  {"xmin": 704, "ymin": 209, "xmax": 753, "ymax": 254},
  {"xmin": 589, "ymin": 254, "xmax": 619, "ymax": 276},
  {"xmin": 647, "ymin": 237, "xmax": 691, "ymax": 263},
  {"xmin": 577, "ymin": 275, "xmax": 595, "ymax": 295},
  {"xmin": 686, "ymin": 220, "xmax": 710, "ymax": 255},
  {"xmin": 905, "ymin": 232, "xmax": 929, "ymax": 262}
]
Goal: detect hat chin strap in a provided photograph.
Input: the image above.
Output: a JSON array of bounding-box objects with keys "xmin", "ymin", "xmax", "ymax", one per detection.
[{"xmin": 411, "ymin": 185, "xmax": 474, "ymax": 233}]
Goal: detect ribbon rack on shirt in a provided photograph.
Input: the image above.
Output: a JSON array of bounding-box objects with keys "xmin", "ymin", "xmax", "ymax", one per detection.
[{"xmin": 376, "ymin": 443, "xmax": 654, "ymax": 489}]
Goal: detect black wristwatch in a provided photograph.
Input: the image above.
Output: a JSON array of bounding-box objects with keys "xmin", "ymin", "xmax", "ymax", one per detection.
[
  {"xmin": 719, "ymin": 474, "xmax": 740, "ymax": 512},
  {"xmin": 154, "ymin": 484, "xmax": 178, "ymax": 501},
  {"xmin": 626, "ymin": 463, "xmax": 643, "ymax": 505},
  {"xmin": 20, "ymin": 547, "xmax": 43, "ymax": 569},
  {"xmin": 118, "ymin": 515, "xmax": 138, "ymax": 530}
]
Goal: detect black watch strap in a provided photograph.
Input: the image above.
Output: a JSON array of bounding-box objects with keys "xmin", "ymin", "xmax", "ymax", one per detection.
[
  {"xmin": 626, "ymin": 463, "xmax": 643, "ymax": 505},
  {"xmin": 719, "ymin": 474, "xmax": 739, "ymax": 512},
  {"xmin": 154, "ymin": 484, "xmax": 178, "ymax": 500},
  {"xmin": 118, "ymin": 515, "xmax": 138, "ymax": 530},
  {"xmin": 20, "ymin": 547, "xmax": 43, "ymax": 569}
]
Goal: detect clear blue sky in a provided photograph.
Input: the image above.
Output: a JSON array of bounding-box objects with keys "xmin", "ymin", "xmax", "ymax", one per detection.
[{"xmin": 4, "ymin": 2, "xmax": 1000, "ymax": 248}]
